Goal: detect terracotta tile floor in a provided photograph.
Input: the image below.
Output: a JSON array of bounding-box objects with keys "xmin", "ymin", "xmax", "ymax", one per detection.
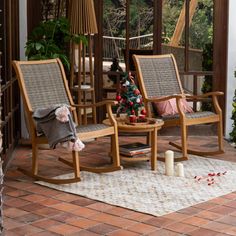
[{"xmin": 3, "ymin": 135, "xmax": 236, "ymax": 235}]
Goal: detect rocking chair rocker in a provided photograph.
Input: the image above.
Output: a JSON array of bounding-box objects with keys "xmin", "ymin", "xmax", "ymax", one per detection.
[
  {"xmin": 13, "ymin": 58, "xmax": 122, "ymax": 184},
  {"xmin": 133, "ymin": 54, "xmax": 224, "ymax": 161}
]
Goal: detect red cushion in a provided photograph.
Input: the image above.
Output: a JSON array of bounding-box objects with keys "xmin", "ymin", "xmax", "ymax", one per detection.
[{"xmin": 153, "ymin": 98, "xmax": 193, "ymax": 116}]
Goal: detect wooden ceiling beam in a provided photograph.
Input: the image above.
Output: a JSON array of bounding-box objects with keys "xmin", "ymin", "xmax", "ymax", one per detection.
[{"xmin": 169, "ymin": 0, "xmax": 198, "ymax": 47}]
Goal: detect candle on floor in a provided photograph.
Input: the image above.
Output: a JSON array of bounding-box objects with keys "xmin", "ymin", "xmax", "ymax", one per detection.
[
  {"xmin": 165, "ymin": 150, "xmax": 174, "ymax": 176},
  {"xmin": 177, "ymin": 163, "xmax": 185, "ymax": 177}
]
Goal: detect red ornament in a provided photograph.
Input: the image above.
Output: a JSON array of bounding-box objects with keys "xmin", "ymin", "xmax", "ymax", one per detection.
[
  {"xmin": 131, "ymin": 110, "xmax": 135, "ymax": 115},
  {"xmin": 129, "ymin": 101, "xmax": 134, "ymax": 106},
  {"xmin": 116, "ymin": 95, "xmax": 121, "ymax": 101},
  {"xmin": 141, "ymin": 109, "xmax": 147, "ymax": 115},
  {"xmin": 133, "ymin": 89, "xmax": 140, "ymax": 95}
]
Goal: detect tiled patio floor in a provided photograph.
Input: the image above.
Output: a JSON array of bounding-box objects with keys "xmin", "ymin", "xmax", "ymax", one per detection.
[{"xmin": 3, "ymin": 135, "xmax": 236, "ymax": 235}]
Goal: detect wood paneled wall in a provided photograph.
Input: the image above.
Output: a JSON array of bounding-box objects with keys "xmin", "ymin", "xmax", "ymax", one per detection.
[
  {"xmin": 0, "ymin": 0, "xmax": 20, "ymax": 171},
  {"xmin": 213, "ymin": 0, "xmax": 229, "ymax": 128}
]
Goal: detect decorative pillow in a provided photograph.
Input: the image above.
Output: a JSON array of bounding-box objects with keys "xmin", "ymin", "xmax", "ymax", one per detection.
[{"xmin": 153, "ymin": 98, "xmax": 193, "ymax": 116}]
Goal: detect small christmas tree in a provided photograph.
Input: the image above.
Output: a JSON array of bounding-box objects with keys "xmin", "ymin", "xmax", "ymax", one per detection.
[{"xmin": 116, "ymin": 72, "xmax": 146, "ymax": 120}]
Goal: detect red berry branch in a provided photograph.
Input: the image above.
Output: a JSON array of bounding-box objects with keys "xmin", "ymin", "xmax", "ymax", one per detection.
[{"xmin": 194, "ymin": 171, "xmax": 227, "ymax": 186}]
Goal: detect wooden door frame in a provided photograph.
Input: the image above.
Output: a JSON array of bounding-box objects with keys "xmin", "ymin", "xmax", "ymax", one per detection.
[
  {"xmin": 0, "ymin": 0, "xmax": 20, "ymax": 171},
  {"xmin": 213, "ymin": 0, "xmax": 229, "ymax": 129},
  {"xmin": 27, "ymin": 0, "xmax": 42, "ymax": 35}
]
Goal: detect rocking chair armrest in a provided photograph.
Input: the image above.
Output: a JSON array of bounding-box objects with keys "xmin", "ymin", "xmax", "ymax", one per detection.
[
  {"xmin": 94, "ymin": 100, "xmax": 118, "ymax": 107},
  {"xmin": 186, "ymin": 92, "xmax": 223, "ymax": 114},
  {"xmin": 72, "ymin": 100, "xmax": 117, "ymax": 126},
  {"xmin": 146, "ymin": 94, "xmax": 184, "ymax": 103},
  {"xmin": 186, "ymin": 91, "xmax": 224, "ymax": 100},
  {"xmin": 72, "ymin": 100, "xmax": 117, "ymax": 109}
]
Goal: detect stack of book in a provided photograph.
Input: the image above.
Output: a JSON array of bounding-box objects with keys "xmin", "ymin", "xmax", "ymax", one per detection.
[{"xmin": 119, "ymin": 142, "xmax": 151, "ymax": 157}]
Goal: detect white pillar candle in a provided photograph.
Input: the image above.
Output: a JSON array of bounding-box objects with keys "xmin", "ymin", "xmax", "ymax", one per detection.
[
  {"xmin": 177, "ymin": 163, "xmax": 185, "ymax": 177},
  {"xmin": 165, "ymin": 150, "xmax": 174, "ymax": 176}
]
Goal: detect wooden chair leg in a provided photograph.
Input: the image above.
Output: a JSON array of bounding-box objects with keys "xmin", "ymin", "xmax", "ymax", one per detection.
[
  {"xmin": 169, "ymin": 123, "xmax": 188, "ymax": 161},
  {"xmin": 18, "ymin": 150, "xmax": 81, "ymax": 184},
  {"xmin": 60, "ymin": 135, "xmax": 122, "ymax": 173},
  {"xmin": 180, "ymin": 123, "xmax": 188, "ymax": 160},
  {"xmin": 217, "ymin": 121, "xmax": 224, "ymax": 153},
  {"xmin": 170, "ymin": 123, "xmax": 224, "ymax": 157},
  {"xmin": 111, "ymin": 134, "xmax": 121, "ymax": 167},
  {"xmin": 151, "ymin": 128, "xmax": 157, "ymax": 170},
  {"xmin": 72, "ymin": 151, "xmax": 80, "ymax": 179},
  {"xmin": 182, "ymin": 125, "xmax": 188, "ymax": 157}
]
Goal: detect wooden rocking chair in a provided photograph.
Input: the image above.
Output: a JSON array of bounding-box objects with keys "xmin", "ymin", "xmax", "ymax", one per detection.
[
  {"xmin": 13, "ymin": 58, "xmax": 122, "ymax": 184},
  {"xmin": 133, "ymin": 54, "xmax": 224, "ymax": 161}
]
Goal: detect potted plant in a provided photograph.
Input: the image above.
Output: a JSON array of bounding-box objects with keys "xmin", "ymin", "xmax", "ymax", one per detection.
[
  {"xmin": 230, "ymin": 71, "xmax": 236, "ymax": 146},
  {"xmin": 25, "ymin": 17, "xmax": 86, "ymax": 72}
]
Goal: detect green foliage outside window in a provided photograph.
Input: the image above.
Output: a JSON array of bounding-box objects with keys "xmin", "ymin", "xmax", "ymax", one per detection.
[
  {"xmin": 201, "ymin": 43, "xmax": 213, "ymax": 111},
  {"xmin": 25, "ymin": 17, "xmax": 87, "ymax": 72},
  {"xmin": 104, "ymin": 0, "xmax": 213, "ymax": 49}
]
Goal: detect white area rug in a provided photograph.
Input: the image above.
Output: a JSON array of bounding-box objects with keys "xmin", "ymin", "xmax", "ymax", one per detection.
[{"xmin": 37, "ymin": 155, "xmax": 236, "ymax": 216}]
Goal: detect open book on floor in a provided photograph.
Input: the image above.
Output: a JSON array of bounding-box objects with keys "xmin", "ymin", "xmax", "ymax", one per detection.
[{"xmin": 119, "ymin": 142, "xmax": 151, "ymax": 157}]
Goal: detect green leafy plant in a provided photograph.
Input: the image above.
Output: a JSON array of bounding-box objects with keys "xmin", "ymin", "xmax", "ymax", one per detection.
[
  {"xmin": 230, "ymin": 73, "xmax": 236, "ymax": 144},
  {"xmin": 25, "ymin": 17, "xmax": 87, "ymax": 71},
  {"xmin": 201, "ymin": 43, "xmax": 213, "ymax": 111}
]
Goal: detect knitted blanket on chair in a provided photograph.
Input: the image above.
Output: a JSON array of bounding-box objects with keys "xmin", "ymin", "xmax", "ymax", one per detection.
[{"xmin": 33, "ymin": 105, "xmax": 77, "ymax": 149}]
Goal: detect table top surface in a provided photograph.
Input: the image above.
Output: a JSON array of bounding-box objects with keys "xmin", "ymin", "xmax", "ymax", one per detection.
[{"xmin": 103, "ymin": 117, "xmax": 164, "ymax": 131}]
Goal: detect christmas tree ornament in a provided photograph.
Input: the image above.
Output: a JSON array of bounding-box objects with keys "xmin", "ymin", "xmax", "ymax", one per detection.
[{"xmin": 116, "ymin": 72, "xmax": 145, "ymax": 122}]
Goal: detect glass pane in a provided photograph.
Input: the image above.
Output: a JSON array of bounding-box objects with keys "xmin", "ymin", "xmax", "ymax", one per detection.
[
  {"xmin": 103, "ymin": 0, "xmax": 126, "ymax": 63},
  {"xmin": 127, "ymin": 0, "xmax": 154, "ymax": 71},
  {"xmin": 41, "ymin": 0, "xmax": 67, "ymax": 20},
  {"xmin": 103, "ymin": 0, "xmax": 126, "ymax": 95},
  {"xmin": 189, "ymin": 0, "xmax": 214, "ymax": 110},
  {"xmin": 129, "ymin": 0, "xmax": 153, "ymax": 49},
  {"xmin": 189, "ymin": 0, "xmax": 214, "ymax": 72},
  {"xmin": 162, "ymin": 0, "xmax": 185, "ymax": 71}
]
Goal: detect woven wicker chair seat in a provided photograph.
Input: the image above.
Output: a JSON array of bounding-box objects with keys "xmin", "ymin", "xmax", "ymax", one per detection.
[
  {"xmin": 76, "ymin": 124, "xmax": 110, "ymax": 133},
  {"xmin": 160, "ymin": 111, "xmax": 216, "ymax": 121}
]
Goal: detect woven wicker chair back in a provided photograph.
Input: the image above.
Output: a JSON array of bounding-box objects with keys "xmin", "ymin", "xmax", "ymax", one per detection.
[
  {"xmin": 137, "ymin": 56, "xmax": 182, "ymax": 97},
  {"xmin": 19, "ymin": 62, "xmax": 70, "ymax": 111}
]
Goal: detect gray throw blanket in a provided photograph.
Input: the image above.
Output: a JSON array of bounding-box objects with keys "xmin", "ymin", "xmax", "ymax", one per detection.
[{"xmin": 33, "ymin": 105, "xmax": 77, "ymax": 149}]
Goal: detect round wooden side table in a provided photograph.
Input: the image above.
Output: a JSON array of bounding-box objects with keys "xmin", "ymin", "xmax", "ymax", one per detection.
[{"xmin": 103, "ymin": 117, "xmax": 164, "ymax": 171}]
